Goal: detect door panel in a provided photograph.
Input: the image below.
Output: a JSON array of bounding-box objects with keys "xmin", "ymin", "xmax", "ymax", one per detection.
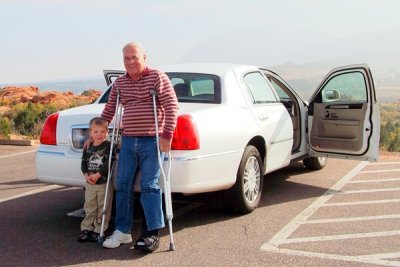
[
  {"xmin": 308, "ymin": 64, "xmax": 380, "ymax": 161},
  {"xmin": 310, "ymin": 103, "xmax": 367, "ymax": 153}
]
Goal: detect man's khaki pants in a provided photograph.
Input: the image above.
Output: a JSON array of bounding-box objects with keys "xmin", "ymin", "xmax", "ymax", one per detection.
[{"xmin": 81, "ymin": 182, "xmax": 113, "ymax": 233}]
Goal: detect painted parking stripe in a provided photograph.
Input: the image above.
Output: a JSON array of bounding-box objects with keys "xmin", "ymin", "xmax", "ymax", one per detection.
[
  {"xmin": 369, "ymin": 161, "xmax": 400, "ymax": 165},
  {"xmin": 0, "ymin": 150, "xmax": 36, "ymax": 159},
  {"xmin": 360, "ymin": 169, "xmax": 400, "ymax": 173},
  {"xmin": 305, "ymin": 214, "xmax": 400, "ymax": 224},
  {"xmin": 339, "ymin": 188, "xmax": 400, "ymax": 194},
  {"xmin": 261, "ymin": 161, "xmax": 369, "ymax": 247},
  {"xmin": 260, "ymin": 160, "xmax": 400, "ymax": 266},
  {"xmin": 264, "ymin": 247, "xmax": 400, "ymax": 267},
  {"xmin": 280, "ymin": 230, "xmax": 400, "ymax": 244},
  {"xmin": 348, "ymin": 178, "xmax": 400, "ymax": 183},
  {"xmin": 0, "ymin": 184, "xmax": 63, "ymax": 203},
  {"xmin": 323, "ymin": 198, "xmax": 400, "ymax": 206}
]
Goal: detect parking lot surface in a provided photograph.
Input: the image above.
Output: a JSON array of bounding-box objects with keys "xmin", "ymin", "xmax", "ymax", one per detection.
[
  {"xmin": 261, "ymin": 160, "xmax": 400, "ymax": 266},
  {"xmin": 1, "ymin": 145, "xmax": 399, "ymax": 266}
]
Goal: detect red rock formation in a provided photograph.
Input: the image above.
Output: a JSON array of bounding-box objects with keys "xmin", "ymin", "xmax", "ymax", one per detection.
[{"xmin": 0, "ymin": 86, "xmax": 102, "ymax": 112}]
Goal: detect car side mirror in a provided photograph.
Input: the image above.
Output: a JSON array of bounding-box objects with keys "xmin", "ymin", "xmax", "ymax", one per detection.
[{"xmin": 323, "ymin": 89, "xmax": 340, "ymax": 101}]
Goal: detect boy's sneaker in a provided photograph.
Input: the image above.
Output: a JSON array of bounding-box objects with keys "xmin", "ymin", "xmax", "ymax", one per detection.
[
  {"xmin": 102, "ymin": 230, "xmax": 132, "ymax": 248},
  {"xmin": 88, "ymin": 232, "xmax": 100, "ymax": 242},
  {"xmin": 78, "ymin": 230, "xmax": 91, "ymax": 242}
]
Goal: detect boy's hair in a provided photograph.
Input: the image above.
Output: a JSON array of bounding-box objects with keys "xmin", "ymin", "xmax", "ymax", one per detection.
[{"xmin": 89, "ymin": 117, "xmax": 108, "ymax": 130}]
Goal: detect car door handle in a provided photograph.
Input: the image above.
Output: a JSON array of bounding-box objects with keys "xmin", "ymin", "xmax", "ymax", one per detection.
[{"xmin": 258, "ymin": 114, "xmax": 269, "ymax": 121}]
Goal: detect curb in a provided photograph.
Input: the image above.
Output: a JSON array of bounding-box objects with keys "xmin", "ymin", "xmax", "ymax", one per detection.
[{"xmin": 0, "ymin": 139, "xmax": 39, "ymax": 146}]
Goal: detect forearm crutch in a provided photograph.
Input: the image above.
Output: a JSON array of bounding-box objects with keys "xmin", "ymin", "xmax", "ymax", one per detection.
[
  {"xmin": 98, "ymin": 89, "xmax": 122, "ymax": 244},
  {"xmin": 150, "ymin": 89, "xmax": 176, "ymax": 251}
]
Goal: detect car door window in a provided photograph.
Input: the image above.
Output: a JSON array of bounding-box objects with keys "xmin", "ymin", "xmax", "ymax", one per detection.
[
  {"xmin": 243, "ymin": 72, "xmax": 277, "ymax": 104},
  {"xmin": 321, "ymin": 72, "xmax": 367, "ymax": 103}
]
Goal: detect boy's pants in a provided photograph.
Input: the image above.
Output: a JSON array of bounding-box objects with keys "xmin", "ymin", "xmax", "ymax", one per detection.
[{"xmin": 81, "ymin": 182, "xmax": 113, "ymax": 233}]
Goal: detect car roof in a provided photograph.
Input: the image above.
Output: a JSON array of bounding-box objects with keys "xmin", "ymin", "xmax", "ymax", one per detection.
[{"xmin": 160, "ymin": 63, "xmax": 260, "ymax": 76}]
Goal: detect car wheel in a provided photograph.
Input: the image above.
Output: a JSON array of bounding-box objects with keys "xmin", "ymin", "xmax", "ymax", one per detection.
[
  {"xmin": 303, "ymin": 157, "xmax": 327, "ymax": 170},
  {"xmin": 222, "ymin": 145, "xmax": 263, "ymax": 214}
]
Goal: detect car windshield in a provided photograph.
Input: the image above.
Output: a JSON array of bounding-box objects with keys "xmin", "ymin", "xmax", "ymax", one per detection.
[{"xmin": 98, "ymin": 72, "xmax": 221, "ymax": 104}]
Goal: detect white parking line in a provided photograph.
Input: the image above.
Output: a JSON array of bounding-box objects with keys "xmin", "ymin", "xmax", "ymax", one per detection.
[
  {"xmin": 280, "ymin": 230, "xmax": 400, "ymax": 244},
  {"xmin": 348, "ymin": 178, "xmax": 400, "ymax": 183},
  {"xmin": 305, "ymin": 214, "xmax": 400, "ymax": 224},
  {"xmin": 0, "ymin": 150, "xmax": 36, "ymax": 159},
  {"xmin": 262, "ymin": 161, "xmax": 369, "ymax": 247},
  {"xmin": 0, "ymin": 184, "xmax": 63, "ymax": 203},
  {"xmin": 340, "ymin": 188, "xmax": 400, "ymax": 194},
  {"xmin": 369, "ymin": 161, "xmax": 400, "ymax": 165},
  {"xmin": 261, "ymin": 160, "xmax": 400, "ymax": 266},
  {"xmin": 323, "ymin": 199, "xmax": 400, "ymax": 206},
  {"xmin": 361, "ymin": 169, "xmax": 400, "ymax": 173}
]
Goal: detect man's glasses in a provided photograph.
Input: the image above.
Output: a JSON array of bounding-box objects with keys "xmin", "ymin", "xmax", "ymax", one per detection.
[{"xmin": 124, "ymin": 56, "xmax": 140, "ymax": 62}]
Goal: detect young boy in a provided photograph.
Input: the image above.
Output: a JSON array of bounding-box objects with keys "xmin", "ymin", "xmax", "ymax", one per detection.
[{"xmin": 78, "ymin": 117, "xmax": 113, "ymax": 242}]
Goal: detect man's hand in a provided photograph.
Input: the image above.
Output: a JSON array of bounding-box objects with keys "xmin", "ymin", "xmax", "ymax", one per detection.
[
  {"xmin": 159, "ymin": 137, "xmax": 172, "ymax": 152},
  {"xmin": 83, "ymin": 137, "xmax": 93, "ymax": 150}
]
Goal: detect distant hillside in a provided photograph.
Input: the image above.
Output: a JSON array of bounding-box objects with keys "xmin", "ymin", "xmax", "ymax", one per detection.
[
  {"xmin": 0, "ymin": 86, "xmax": 102, "ymax": 139},
  {"xmin": 0, "ymin": 86, "xmax": 101, "ymax": 113},
  {"xmin": 272, "ymin": 62, "xmax": 400, "ymax": 102},
  {"xmin": 176, "ymin": 26, "xmax": 400, "ymax": 103},
  {"xmin": 0, "ymin": 78, "xmax": 107, "ymax": 95}
]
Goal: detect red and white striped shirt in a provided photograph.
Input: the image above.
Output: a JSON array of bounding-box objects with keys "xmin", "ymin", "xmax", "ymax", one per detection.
[{"xmin": 101, "ymin": 67, "xmax": 179, "ymax": 140}]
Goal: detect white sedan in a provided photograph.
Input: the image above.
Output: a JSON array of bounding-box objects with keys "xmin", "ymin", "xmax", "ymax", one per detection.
[{"xmin": 36, "ymin": 63, "xmax": 380, "ymax": 213}]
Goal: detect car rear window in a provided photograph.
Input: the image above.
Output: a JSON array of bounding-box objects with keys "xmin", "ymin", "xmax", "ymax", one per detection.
[{"xmin": 98, "ymin": 73, "xmax": 221, "ymax": 104}]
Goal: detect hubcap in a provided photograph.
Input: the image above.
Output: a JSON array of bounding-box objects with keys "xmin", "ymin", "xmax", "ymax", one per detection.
[{"xmin": 243, "ymin": 156, "xmax": 260, "ymax": 203}]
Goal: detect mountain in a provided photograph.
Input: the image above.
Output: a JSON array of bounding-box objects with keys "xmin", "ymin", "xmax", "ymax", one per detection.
[{"xmin": 175, "ymin": 26, "xmax": 400, "ymax": 102}]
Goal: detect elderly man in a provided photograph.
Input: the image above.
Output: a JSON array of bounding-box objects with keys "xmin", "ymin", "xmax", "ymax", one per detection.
[{"xmin": 101, "ymin": 42, "xmax": 178, "ymax": 252}]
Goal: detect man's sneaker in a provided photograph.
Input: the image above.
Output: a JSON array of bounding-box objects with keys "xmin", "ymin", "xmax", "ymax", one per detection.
[{"xmin": 102, "ymin": 230, "xmax": 133, "ymax": 248}]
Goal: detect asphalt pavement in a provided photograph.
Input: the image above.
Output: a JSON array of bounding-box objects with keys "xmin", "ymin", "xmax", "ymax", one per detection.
[{"xmin": 1, "ymin": 145, "xmax": 399, "ymax": 266}]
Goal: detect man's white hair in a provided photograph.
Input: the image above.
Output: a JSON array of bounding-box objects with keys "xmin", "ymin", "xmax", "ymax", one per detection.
[{"xmin": 123, "ymin": 42, "xmax": 146, "ymax": 55}]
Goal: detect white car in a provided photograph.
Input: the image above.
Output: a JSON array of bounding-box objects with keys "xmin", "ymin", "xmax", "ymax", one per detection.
[{"xmin": 36, "ymin": 63, "xmax": 380, "ymax": 213}]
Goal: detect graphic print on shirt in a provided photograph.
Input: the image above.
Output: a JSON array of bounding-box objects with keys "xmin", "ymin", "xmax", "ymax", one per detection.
[{"xmin": 87, "ymin": 152, "xmax": 104, "ymax": 173}]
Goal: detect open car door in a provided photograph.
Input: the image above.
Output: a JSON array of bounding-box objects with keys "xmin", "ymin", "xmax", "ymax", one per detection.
[
  {"xmin": 307, "ymin": 64, "xmax": 380, "ymax": 161},
  {"xmin": 103, "ymin": 70, "xmax": 125, "ymax": 86}
]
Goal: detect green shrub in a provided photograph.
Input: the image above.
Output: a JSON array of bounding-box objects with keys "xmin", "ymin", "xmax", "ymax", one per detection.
[
  {"xmin": 10, "ymin": 102, "xmax": 57, "ymax": 138},
  {"xmin": 0, "ymin": 115, "xmax": 11, "ymax": 139}
]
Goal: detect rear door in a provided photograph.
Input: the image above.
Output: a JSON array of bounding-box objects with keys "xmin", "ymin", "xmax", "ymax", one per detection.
[
  {"xmin": 307, "ymin": 64, "xmax": 380, "ymax": 161},
  {"xmin": 242, "ymin": 71, "xmax": 293, "ymax": 172},
  {"xmin": 103, "ymin": 70, "xmax": 125, "ymax": 86}
]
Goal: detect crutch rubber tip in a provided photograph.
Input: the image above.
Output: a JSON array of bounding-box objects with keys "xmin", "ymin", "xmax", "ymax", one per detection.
[
  {"xmin": 169, "ymin": 243, "xmax": 176, "ymax": 251},
  {"xmin": 98, "ymin": 236, "xmax": 105, "ymax": 244}
]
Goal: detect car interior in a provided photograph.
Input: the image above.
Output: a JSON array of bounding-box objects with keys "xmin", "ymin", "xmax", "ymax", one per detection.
[{"xmin": 265, "ymin": 74, "xmax": 301, "ymax": 152}]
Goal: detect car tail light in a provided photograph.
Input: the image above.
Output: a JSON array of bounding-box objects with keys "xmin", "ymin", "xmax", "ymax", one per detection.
[
  {"xmin": 40, "ymin": 113, "xmax": 59, "ymax": 145},
  {"xmin": 171, "ymin": 114, "xmax": 200, "ymax": 150}
]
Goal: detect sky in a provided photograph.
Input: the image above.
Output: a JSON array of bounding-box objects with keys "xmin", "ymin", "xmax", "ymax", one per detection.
[{"xmin": 1, "ymin": 0, "xmax": 400, "ymax": 84}]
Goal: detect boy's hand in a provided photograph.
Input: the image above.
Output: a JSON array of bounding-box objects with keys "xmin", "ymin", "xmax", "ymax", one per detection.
[
  {"xmin": 87, "ymin": 173, "xmax": 101, "ymax": 184},
  {"xmin": 84, "ymin": 173, "xmax": 94, "ymax": 185}
]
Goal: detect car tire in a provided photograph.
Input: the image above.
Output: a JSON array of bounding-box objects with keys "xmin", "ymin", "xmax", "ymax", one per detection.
[
  {"xmin": 303, "ymin": 157, "xmax": 327, "ymax": 170},
  {"xmin": 222, "ymin": 145, "xmax": 263, "ymax": 214}
]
